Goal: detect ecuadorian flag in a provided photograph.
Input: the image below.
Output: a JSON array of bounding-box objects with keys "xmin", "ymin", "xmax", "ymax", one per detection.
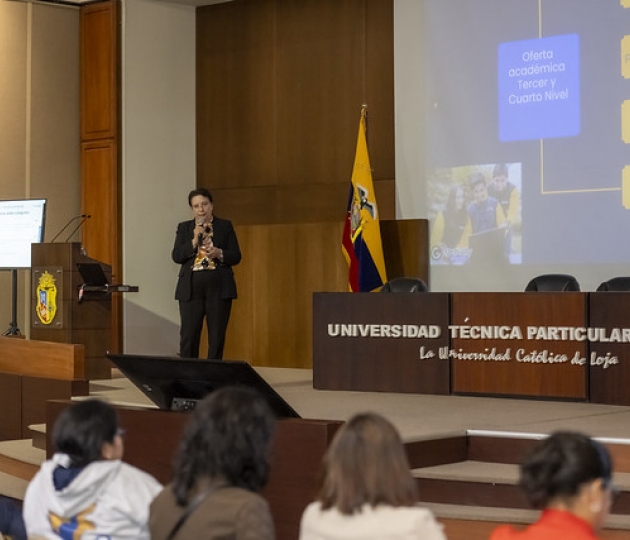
[{"xmin": 341, "ymin": 107, "xmax": 387, "ymax": 292}]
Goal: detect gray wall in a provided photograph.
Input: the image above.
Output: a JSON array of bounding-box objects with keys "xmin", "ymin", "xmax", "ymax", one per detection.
[{"xmin": 121, "ymin": 0, "xmax": 196, "ymax": 355}]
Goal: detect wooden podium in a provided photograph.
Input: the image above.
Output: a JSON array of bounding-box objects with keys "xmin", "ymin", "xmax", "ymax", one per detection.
[{"xmin": 30, "ymin": 243, "xmax": 113, "ymax": 379}]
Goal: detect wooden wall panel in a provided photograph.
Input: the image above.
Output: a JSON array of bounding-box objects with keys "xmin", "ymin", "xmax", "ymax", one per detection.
[
  {"xmin": 224, "ymin": 222, "xmax": 346, "ymax": 367},
  {"xmin": 81, "ymin": 140, "xmax": 118, "ymax": 269},
  {"xmin": 80, "ymin": 1, "xmax": 117, "ymax": 141},
  {"xmin": 0, "ymin": 373, "xmax": 22, "ymax": 441},
  {"xmin": 275, "ymin": 0, "xmax": 363, "ymax": 187},
  {"xmin": 196, "ymin": 0, "xmax": 277, "ymax": 189},
  {"xmin": 364, "ymin": 0, "xmax": 395, "ymax": 180},
  {"xmin": 80, "ymin": 0, "xmax": 120, "ymax": 354},
  {"xmin": 197, "ymin": 0, "xmax": 395, "ymax": 227},
  {"xmin": 381, "ymin": 218, "xmax": 430, "ymax": 285}
]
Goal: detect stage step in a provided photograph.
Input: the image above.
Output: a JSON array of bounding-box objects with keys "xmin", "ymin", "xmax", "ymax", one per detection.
[
  {"xmin": 416, "ymin": 460, "xmax": 630, "ymax": 490},
  {"xmin": 414, "ymin": 460, "xmax": 630, "ymax": 514},
  {"xmin": 426, "ymin": 503, "xmax": 630, "ymax": 540},
  {"xmin": 29, "ymin": 423, "xmax": 47, "ymax": 451},
  {"xmin": 0, "ymin": 470, "xmax": 28, "ymax": 501},
  {"xmin": 0, "ymin": 438, "xmax": 44, "ymax": 500},
  {"xmin": 404, "ymin": 432, "xmax": 630, "ymax": 538}
]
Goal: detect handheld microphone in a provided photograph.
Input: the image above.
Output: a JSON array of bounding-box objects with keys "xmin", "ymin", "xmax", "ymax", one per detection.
[
  {"xmin": 64, "ymin": 214, "xmax": 92, "ymax": 242},
  {"xmin": 197, "ymin": 218, "xmax": 204, "ymax": 247},
  {"xmin": 50, "ymin": 214, "xmax": 87, "ymax": 242}
]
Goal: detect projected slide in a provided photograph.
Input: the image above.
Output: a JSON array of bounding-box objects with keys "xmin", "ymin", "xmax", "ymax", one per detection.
[
  {"xmin": 396, "ymin": 0, "xmax": 630, "ymax": 288},
  {"xmin": 498, "ymin": 34, "xmax": 580, "ymax": 141}
]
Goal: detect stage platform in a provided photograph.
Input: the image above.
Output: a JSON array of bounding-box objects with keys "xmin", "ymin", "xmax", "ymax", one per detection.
[{"xmin": 91, "ymin": 366, "xmax": 630, "ymax": 443}]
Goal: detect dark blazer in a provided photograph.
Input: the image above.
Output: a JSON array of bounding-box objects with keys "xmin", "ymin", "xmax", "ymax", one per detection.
[{"xmin": 171, "ymin": 216, "xmax": 241, "ymax": 301}]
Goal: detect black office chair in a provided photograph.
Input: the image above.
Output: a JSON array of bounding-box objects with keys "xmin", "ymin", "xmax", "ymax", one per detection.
[
  {"xmin": 596, "ymin": 277, "xmax": 630, "ymax": 292},
  {"xmin": 524, "ymin": 274, "xmax": 580, "ymax": 292},
  {"xmin": 379, "ymin": 277, "xmax": 428, "ymax": 293}
]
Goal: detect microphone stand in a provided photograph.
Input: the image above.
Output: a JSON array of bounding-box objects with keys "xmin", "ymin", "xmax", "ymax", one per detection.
[
  {"xmin": 50, "ymin": 214, "xmax": 86, "ymax": 243},
  {"xmin": 64, "ymin": 215, "xmax": 91, "ymax": 242}
]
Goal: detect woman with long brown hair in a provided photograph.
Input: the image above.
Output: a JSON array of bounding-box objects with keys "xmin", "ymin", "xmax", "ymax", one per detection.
[{"xmin": 299, "ymin": 412, "xmax": 446, "ymax": 540}]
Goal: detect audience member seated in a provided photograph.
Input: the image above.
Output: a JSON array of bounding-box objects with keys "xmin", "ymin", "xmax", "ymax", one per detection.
[
  {"xmin": 490, "ymin": 431, "xmax": 616, "ymax": 540},
  {"xmin": 23, "ymin": 399, "xmax": 162, "ymax": 540},
  {"xmin": 149, "ymin": 386, "xmax": 276, "ymax": 540},
  {"xmin": 0, "ymin": 496, "xmax": 26, "ymax": 540},
  {"xmin": 298, "ymin": 412, "xmax": 446, "ymax": 540}
]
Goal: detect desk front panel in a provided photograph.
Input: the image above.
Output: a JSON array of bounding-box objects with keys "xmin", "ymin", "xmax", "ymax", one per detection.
[
  {"xmin": 451, "ymin": 292, "xmax": 587, "ymax": 399},
  {"xmin": 589, "ymin": 293, "xmax": 630, "ymax": 405},
  {"xmin": 313, "ymin": 292, "xmax": 450, "ymax": 394}
]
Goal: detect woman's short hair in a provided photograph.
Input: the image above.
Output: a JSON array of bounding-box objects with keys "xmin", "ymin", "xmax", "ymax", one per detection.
[
  {"xmin": 317, "ymin": 412, "xmax": 418, "ymax": 515},
  {"xmin": 187, "ymin": 188, "xmax": 213, "ymax": 206},
  {"xmin": 172, "ymin": 386, "xmax": 276, "ymax": 506},
  {"xmin": 519, "ymin": 431, "xmax": 613, "ymax": 508},
  {"xmin": 52, "ymin": 399, "xmax": 118, "ymax": 468}
]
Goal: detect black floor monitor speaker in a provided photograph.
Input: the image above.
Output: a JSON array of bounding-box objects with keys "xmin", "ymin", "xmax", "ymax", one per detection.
[{"xmin": 106, "ymin": 353, "xmax": 300, "ymax": 418}]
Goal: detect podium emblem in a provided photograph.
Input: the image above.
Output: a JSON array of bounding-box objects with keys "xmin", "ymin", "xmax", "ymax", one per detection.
[{"xmin": 35, "ymin": 270, "xmax": 58, "ymax": 325}]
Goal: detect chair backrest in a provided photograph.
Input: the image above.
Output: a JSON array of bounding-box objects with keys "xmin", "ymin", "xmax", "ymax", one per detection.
[
  {"xmin": 596, "ymin": 277, "xmax": 630, "ymax": 292},
  {"xmin": 379, "ymin": 277, "xmax": 428, "ymax": 293},
  {"xmin": 525, "ymin": 274, "xmax": 580, "ymax": 292}
]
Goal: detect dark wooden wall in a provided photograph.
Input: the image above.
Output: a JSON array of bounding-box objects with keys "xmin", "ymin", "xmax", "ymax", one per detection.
[{"xmin": 196, "ymin": 0, "xmax": 396, "ymax": 225}]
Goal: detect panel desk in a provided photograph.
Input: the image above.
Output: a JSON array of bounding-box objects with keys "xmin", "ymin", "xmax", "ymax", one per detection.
[
  {"xmin": 313, "ymin": 292, "xmax": 451, "ymax": 394},
  {"xmin": 589, "ymin": 292, "xmax": 630, "ymax": 405},
  {"xmin": 450, "ymin": 292, "xmax": 588, "ymax": 400},
  {"xmin": 313, "ymin": 291, "xmax": 630, "ymax": 404}
]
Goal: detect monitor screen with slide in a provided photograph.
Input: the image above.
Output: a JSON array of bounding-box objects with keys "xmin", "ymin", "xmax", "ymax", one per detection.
[
  {"xmin": 106, "ymin": 353, "xmax": 301, "ymax": 418},
  {"xmin": 0, "ymin": 199, "xmax": 46, "ymax": 269}
]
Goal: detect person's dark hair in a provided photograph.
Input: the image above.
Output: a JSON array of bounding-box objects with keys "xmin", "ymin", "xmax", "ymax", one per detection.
[
  {"xmin": 52, "ymin": 399, "xmax": 118, "ymax": 468},
  {"xmin": 172, "ymin": 386, "xmax": 276, "ymax": 506},
  {"xmin": 187, "ymin": 187, "xmax": 213, "ymax": 206},
  {"xmin": 469, "ymin": 172, "xmax": 487, "ymax": 190},
  {"xmin": 318, "ymin": 412, "xmax": 418, "ymax": 515},
  {"xmin": 493, "ymin": 163, "xmax": 509, "ymax": 178},
  {"xmin": 519, "ymin": 431, "xmax": 613, "ymax": 509},
  {"xmin": 445, "ymin": 184, "xmax": 467, "ymax": 214}
]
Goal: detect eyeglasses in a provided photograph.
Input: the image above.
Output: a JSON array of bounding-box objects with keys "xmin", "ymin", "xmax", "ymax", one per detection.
[{"xmin": 116, "ymin": 428, "xmax": 126, "ymax": 438}]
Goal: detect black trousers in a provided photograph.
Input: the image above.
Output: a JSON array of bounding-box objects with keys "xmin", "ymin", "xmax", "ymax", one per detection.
[{"xmin": 178, "ymin": 271, "xmax": 233, "ymax": 360}]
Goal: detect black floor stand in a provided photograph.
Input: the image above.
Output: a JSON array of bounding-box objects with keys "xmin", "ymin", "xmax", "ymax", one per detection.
[{"xmin": 3, "ymin": 269, "xmax": 21, "ymax": 336}]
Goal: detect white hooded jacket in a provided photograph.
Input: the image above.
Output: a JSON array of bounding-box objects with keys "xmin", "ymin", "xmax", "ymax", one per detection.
[{"xmin": 23, "ymin": 453, "xmax": 162, "ymax": 540}]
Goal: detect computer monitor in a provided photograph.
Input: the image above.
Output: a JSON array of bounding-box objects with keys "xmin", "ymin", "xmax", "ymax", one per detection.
[
  {"xmin": 0, "ymin": 198, "xmax": 46, "ymax": 269},
  {"xmin": 106, "ymin": 353, "xmax": 300, "ymax": 418}
]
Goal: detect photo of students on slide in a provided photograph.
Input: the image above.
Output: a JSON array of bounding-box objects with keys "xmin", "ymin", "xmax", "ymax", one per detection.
[{"xmin": 429, "ymin": 163, "xmax": 522, "ymax": 266}]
